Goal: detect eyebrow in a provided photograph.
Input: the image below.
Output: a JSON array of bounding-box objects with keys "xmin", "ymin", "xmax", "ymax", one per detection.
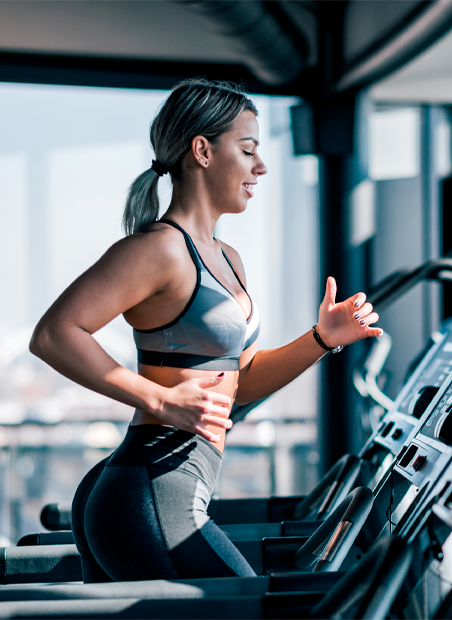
[{"xmin": 239, "ymin": 137, "xmax": 260, "ymax": 146}]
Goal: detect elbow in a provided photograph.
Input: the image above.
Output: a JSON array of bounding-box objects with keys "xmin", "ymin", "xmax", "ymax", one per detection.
[
  {"xmin": 29, "ymin": 324, "xmax": 45, "ymax": 359},
  {"xmin": 234, "ymin": 393, "xmax": 250, "ymax": 407},
  {"xmin": 234, "ymin": 388, "xmax": 258, "ymax": 407},
  {"xmin": 29, "ymin": 321, "xmax": 54, "ymax": 361}
]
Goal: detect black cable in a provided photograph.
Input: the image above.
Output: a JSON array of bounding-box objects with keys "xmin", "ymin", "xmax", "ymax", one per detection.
[{"xmin": 386, "ymin": 468, "xmax": 396, "ymax": 533}]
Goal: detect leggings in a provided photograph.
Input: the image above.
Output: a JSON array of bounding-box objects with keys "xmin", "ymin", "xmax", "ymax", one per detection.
[{"xmin": 71, "ymin": 424, "xmax": 256, "ymax": 582}]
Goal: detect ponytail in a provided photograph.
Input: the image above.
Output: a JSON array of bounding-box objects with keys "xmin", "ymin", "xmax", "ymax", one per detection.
[{"xmin": 122, "ymin": 167, "xmax": 160, "ymax": 235}]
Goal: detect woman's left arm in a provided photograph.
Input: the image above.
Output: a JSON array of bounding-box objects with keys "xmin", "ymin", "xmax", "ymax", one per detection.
[{"xmin": 235, "ymin": 276, "xmax": 381, "ymax": 405}]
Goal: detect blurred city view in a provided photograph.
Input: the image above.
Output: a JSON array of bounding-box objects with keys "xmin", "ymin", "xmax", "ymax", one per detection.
[{"xmin": 0, "ymin": 83, "xmax": 321, "ymax": 543}]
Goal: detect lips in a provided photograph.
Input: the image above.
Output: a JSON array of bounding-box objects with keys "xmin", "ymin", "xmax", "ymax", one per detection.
[{"xmin": 243, "ymin": 183, "xmax": 255, "ymax": 198}]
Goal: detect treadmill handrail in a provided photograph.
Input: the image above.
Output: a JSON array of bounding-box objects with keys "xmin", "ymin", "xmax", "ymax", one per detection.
[
  {"xmin": 355, "ymin": 258, "xmax": 452, "ymax": 411},
  {"xmin": 292, "ymin": 453, "xmax": 361, "ymax": 521},
  {"xmin": 368, "ymin": 258, "xmax": 452, "ymax": 311},
  {"xmin": 293, "ymin": 486, "xmax": 374, "ymax": 573},
  {"xmin": 310, "ymin": 535, "xmax": 413, "ymax": 619}
]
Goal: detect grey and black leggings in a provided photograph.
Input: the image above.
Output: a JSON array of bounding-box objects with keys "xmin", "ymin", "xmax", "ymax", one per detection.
[{"xmin": 71, "ymin": 424, "xmax": 256, "ymax": 582}]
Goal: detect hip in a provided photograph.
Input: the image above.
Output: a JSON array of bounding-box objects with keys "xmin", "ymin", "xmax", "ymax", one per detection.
[{"xmin": 107, "ymin": 423, "xmax": 223, "ymax": 493}]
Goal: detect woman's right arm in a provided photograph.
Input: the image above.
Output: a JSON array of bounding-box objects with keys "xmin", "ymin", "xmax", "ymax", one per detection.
[{"xmin": 29, "ymin": 231, "xmax": 232, "ymax": 441}]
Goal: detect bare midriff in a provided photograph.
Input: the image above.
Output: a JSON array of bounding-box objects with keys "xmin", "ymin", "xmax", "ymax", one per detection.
[{"xmin": 131, "ymin": 365, "xmax": 239, "ymax": 453}]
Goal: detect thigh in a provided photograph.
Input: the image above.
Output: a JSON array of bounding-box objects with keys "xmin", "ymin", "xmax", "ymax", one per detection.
[
  {"xmin": 72, "ymin": 457, "xmax": 113, "ymax": 583},
  {"xmin": 83, "ymin": 461, "xmax": 255, "ymax": 581},
  {"xmin": 84, "ymin": 465, "xmax": 180, "ymax": 581},
  {"xmin": 152, "ymin": 470, "xmax": 256, "ymax": 578}
]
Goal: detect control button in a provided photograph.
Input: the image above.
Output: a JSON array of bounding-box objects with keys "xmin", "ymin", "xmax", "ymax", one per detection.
[
  {"xmin": 400, "ymin": 444, "xmax": 418, "ymax": 468},
  {"xmin": 381, "ymin": 421, "xmax": 395, "ymax": 438},
  {"xmin": 409, "ymin": 386, "xmax": 439, "ymax": 419},
  {"xmin": 412, "ymin": 455, "xmax": 427, "ymax": 471},
  {"xmin": 391, "ymin": 428, "xmax": 403, "ymax": 440},
  {"xmin": 435, "ymin": 408, "xmax": 452, "ymax": 445}
]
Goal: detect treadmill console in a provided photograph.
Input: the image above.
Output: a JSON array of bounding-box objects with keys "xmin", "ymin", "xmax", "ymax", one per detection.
[
  {"xmin": 362, "ymin": 329, "xmax": 452, "ymax": 496},
  {"xmin": 419, "ymin": 380, "xmax": 452, "ymax": 446},
  {"xmin": 372, "ymin": 329, "xmax": 452, "ymax": 454},
  {"xmin": 395, "ymin": 375, "xmax": 452, "ymax": 487},
  {"xmin": 398, "ymin": 335, "xmax": 452, "ymax": 417}
]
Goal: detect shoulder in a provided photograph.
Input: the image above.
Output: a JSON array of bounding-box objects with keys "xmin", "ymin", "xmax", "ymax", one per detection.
[
  {"xmin": 92, "ymin": 222, "xmax": 192, "ymax": 291},
  {"xmin": 105, "ymin": 222, "xmax": 188, "ymax": 264},
  {"xmin": 215, "ymin": 238, "xmax": 247, "ymax": 285}
]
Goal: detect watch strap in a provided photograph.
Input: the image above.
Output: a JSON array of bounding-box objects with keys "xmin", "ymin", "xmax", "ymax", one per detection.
[{"xmin": 312, "ymin": 324, "xmax": 344, "ymax": 354}]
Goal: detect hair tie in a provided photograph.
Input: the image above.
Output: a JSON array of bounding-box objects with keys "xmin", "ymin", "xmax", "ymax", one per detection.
[{"xmin": 151, "ymin": 159, "xmax": 168, "ymax": 177}]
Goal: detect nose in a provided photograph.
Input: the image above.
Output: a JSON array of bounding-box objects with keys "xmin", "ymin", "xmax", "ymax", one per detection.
[{"xmin": 254, "ymin": 155, "xmax": 267, "ymax": 176}]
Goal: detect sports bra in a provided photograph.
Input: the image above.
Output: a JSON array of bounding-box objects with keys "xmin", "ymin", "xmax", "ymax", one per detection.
[{"xmin": 133, "ymin": 219, "xmax": 260, "ymax": 371}]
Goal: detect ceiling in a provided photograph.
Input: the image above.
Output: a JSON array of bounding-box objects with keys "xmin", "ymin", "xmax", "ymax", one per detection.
[
  {"xmin": 371, "ymin": 27, "xmax": 452, "ymax": 104},
  {"xmin": 0, "ymin": 0, "xmax": 315, "ymax": 93},
  {"xmin": 0, "ymin": 1, "xmax": 240, "ymax": 64},
  {"xmin": 0, "ymin": 0, "xmax": 452, "ymax": 101}
]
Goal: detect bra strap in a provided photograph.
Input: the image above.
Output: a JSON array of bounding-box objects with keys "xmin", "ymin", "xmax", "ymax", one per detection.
[
  {"xmin": 159, "ymin": 219, "xmax": 203, "ymax": 269},
  {"xmin": 220, "ymin": 248, "xmax": 247, "ymax": 292}
]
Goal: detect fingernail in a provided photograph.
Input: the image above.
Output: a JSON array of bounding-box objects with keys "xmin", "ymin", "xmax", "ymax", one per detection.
[
  {"xmin": 360, "ymin": 319, "xmax": 366, "ymax": 326},
  {"xmin": 217, "ymin": 372, "xmax": 224, "ymax": 378},
  {"xmin": 355, "ymin": 300, "xmax": 361, "ymax": 308},
  {"xmin": 354, "ymin": 313, "xmax": 360, "ymax": 320},
  {"xmin": 379, "ymin": 329, "xmax": 383, "ymax": 336}
]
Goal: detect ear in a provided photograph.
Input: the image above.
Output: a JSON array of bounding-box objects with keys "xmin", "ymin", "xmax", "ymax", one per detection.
[{"xmin": 191, "ymin": 135, "xmax": 211, "ymax": 167}]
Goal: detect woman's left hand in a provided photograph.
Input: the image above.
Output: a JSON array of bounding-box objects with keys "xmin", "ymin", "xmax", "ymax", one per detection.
[{"xmin": 316, "ymin": 277, "xmax": 382, "ymax": 349}]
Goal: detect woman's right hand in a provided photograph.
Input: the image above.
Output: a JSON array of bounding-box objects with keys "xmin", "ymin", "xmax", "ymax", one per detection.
[{"xmin": 156, "ymin": 373, "xmax": 233, "ymax": 442}]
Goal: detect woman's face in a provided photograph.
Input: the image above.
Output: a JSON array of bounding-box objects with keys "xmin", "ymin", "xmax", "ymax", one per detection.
[{"xmin": 207, "ymin": 110, "xmax": 267, "ymax": 214}]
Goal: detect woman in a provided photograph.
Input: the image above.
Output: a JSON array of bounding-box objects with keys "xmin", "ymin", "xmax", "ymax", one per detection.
[{"xmin": 30, "ymin": 79, "xmax": 382, "ymax": 583}]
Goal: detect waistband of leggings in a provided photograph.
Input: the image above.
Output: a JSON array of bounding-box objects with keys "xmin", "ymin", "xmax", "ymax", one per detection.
[
  {"xmin": 126, "ymin": 424, "xmax": 223, "ymax": 457},
  {"xmin": 108, "ymin": 424, "xmax": 222, "ymax": 490}
]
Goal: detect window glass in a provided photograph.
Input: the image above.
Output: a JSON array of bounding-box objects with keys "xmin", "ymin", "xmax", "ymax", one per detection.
[{"xmin": 369, "ymin": 108, "xmax": 420, "ymax": 180}]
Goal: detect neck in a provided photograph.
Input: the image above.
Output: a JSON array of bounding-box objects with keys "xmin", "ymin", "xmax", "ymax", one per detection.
[{"xmin": 163, "ymin": 180, "xmax": 220, "ymax": 243}]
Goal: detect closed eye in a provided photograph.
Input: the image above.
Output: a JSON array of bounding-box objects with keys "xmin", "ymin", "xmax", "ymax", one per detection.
[{"xmin": 243, "ymin": 151, "xmax": 254, "ymax": 157}]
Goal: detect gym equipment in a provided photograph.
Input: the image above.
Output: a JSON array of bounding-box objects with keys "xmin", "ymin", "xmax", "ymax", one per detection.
[
  {"xmin": 0, "ymin": 486, "xmax": 373, "ymax": 584},
  {"xmin": 40, "ymin": 503, "xmax": 72, "ymax": 532},
  {"xmin": 361, "ymin": 364, "xmax": 452, "ymax": 549},
  {"xmin": 371, "ymin": 458, "xmax": 452, "ymax": 619},
  {"xmin": 309, "ymin": 535, "xmax": 413, "ymax": 620},
  {"xmin": 0, "ymin": 535, "xmax": 412, "ymax": 619},
  {"xmin": 18, "ymin": 532, "xmax": 74, "ymax": 546}
]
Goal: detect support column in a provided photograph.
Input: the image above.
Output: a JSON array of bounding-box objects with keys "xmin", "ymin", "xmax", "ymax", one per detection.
[
  {"xmin": 318, "ymin": 152, "xmax": 367, "ymax": 471},
  {"xmin": 420, "ymin": 106, "xmax": 441, "ymax": 336},
  {"xmin": 315, "ymin": 91, "xmax": 371, "ymax": 472},
  {"xmin": 294, "ymin": 3, "xmax": 370, "ymax": 473}
]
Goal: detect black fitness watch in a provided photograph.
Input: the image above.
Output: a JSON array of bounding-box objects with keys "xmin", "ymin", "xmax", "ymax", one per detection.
[{"xmin": 312, "ymin": 324, "xmax": 344, "ymax": 354}]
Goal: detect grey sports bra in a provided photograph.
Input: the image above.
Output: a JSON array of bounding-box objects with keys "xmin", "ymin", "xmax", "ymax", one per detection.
[{"xmin": 133, "ymin": 219, "xmax": 260, "ymax": 371}]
